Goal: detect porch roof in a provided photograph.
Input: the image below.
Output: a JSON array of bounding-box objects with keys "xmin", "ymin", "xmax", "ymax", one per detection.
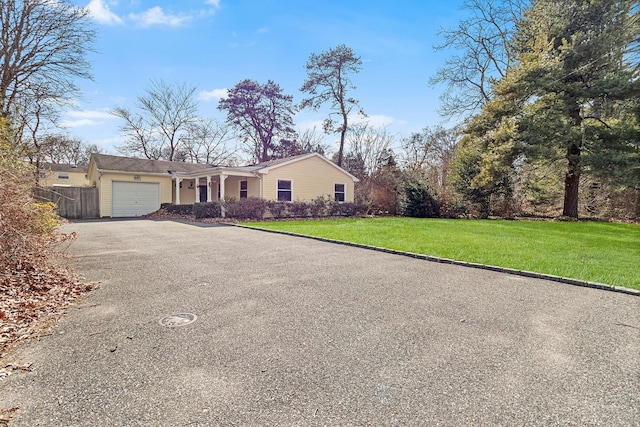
[{"xmin": 172, "ymin": 166, "xmax": 258, "ymax": 179}]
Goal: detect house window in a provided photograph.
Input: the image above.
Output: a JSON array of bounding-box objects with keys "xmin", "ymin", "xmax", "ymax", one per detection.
[
  {"xmin": 240, "ymin": 180, "xmax": 248, "ymax": 199},
  {"xmin": 334, "ymin": 183, "xmax": 346, "ymax": 202},
  {"xmin": 57, "ymin": 173, "xmax": 70, "ymax": 180},
  {"xmin": 277, "ymin": 179, "xmax": 292, "ymax": 201}
]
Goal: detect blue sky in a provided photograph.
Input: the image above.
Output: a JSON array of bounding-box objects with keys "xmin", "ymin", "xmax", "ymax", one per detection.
[{"xmin": 66, "ymin": 0, "xmax": 469, "ymax": 156}]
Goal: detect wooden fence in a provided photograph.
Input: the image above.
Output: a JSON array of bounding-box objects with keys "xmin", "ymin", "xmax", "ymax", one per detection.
[{"xmin": 34, "ymin": 187, "xmax": 99, "ymax": 219}]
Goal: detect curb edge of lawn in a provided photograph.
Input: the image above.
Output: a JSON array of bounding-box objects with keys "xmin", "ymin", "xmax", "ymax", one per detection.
[{"xmin": 233, "ymin": 223, "xmax": 640, "ymax": 297}]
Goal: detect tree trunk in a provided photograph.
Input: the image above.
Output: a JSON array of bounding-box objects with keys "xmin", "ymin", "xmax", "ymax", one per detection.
[
  {"xmin": 336, "ymin": 113, "xmax": 349, "ymax": 167},
  {"xmin": 562, "ymin": 143, "xmax": 580, "ymax": 218},
  {"xmin": 337, "ymin": 131, "xmax": 345, "ymax": 167}
]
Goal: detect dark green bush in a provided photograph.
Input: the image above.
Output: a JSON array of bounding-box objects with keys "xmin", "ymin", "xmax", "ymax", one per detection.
[
  {"xmin": 193, "ymin": 202, "xmax": 221, "ymax": 219},
  {"xmin": 400, "ymin": 178, "xmax": 440, "ymax": 218}
]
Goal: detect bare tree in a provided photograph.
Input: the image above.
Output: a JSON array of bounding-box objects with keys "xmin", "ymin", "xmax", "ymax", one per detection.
[
  {"xmin": 182, "ymin": 118, "xmax": 235, "ymax": 165},
  {"xmin": 111, "ymin": 80, "xmax": 199, "ymax": 161},
  {"xmin": 401, "ymin": 125, "xmax": 461, "ymax": 200},
  {"xmin": 0, "ymin": 0, "xmax": 95, "ymax": 120},
  {"xmin": 13, "ymin": 81, "xmax": 62, "ymax": 176},
  {"xmin": 296, "ymin": 127, "xmax": 329, "ymax": 155},
  {"xmin": 39, "ymin": 134, "xmax": 100, "ymax": 165},
  {"xmin": 300, "ymin": 44, "xmax": 365, "ymax": 167},
  {"xmin": 429, "ymin": 0, "xmax": 527, "ymax": 117},
  {"xmin": 346, "ymin": 123, "xmax": 396, "ymax": 177}
]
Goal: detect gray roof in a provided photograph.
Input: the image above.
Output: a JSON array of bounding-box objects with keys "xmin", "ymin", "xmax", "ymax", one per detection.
[
  {"xmin": 89, "ymin": 152, "xmax": 357, "ymax": 181},
  {"xmin": 40, "ymin": 163, "xmax": 88, "ymax": 173},
  {"xmin": 243, "ymin": 153, "xmax": 311, "ymax": 170},
  {"xmin": 91, "ymin": 154, "xmax": 214, "ymax": 175}
]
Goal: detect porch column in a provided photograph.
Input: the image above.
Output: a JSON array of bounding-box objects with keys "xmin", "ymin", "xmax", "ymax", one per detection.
[
  {"xmin": 206, "ymin": 176, "xmax": 212, "ymax": 202},
  {"xmin": 195, "ymin": 177, "xmax": 200, "ymax": 203},
  {"xmin": 220, "ymin": 174, "xmax": 227, "ymax": 217},
  {"xmin": 175, "ymin": 178, "xmax": 182, "ymax": 205}
]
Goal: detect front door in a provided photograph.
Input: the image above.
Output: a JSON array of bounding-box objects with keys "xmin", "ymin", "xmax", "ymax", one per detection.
[{"xmin": 199, "ymin": 185, "xmax": 208, "ymax": 202}]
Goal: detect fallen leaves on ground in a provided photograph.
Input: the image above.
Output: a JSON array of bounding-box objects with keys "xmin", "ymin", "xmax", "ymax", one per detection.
[
  {"xmin": 0, "ymin": 262, "xmax": 96, "ymax": 370},
  {"xmin": 143, "ymin": 208, "xmax": 237, "ymax": 223},
  {"xmin": 0, "ymin": 406, "xmax": 19, "ymax": 426}
]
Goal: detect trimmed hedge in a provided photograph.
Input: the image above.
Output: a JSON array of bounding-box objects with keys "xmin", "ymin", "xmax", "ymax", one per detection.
[
  {"xmin": 266, "ymin": 199, "xmax": 367, "ymax": 219},
  {"xmin": 166, "ymin": 204, "xmax": 194, "ymax": 215},
  {"xmin": 163, "ymin": 197, "xmax": 367, "ymax": 220},
  {"xmin": 193, "ymin": 202, "xmax": 221, "ymax": 219},
  {"xmin": 223, "ymin": 197, "xmax": 266, "ymax": 220}
]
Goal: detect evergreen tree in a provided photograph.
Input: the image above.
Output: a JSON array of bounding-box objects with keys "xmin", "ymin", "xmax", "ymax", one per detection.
[
  {"xmin": 219, "ymin": 79, "xmax": 296, "ymax": 162},
  {"xmin": 457, "ymin": 0, "xmax": 639, "ymax": 218},
  {"xmin": 506, "ymin": 0, "xmax": 639, "ymax": 217}
]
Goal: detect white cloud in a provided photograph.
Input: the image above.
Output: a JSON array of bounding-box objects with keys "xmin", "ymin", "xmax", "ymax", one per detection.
[
  {"xmin": 61, "ymin": 110, "xmax": 114, "ymax": 128},
  {"xmin": 129, "ymin": 7, "xmax": 191, "ymax": 28},
  {"xmin": 86, "ymin": 0, "xmax": 123, "ymax": 25},
  {"xmin": 198, "ymin": 88, "xmax": 228, "ymax": 101},
  {"xmin": 257, "ymin": 27, "xmax": 269, "ymax": 34},
  {"xmin": 351, "ymin": 113, "xmax": 395, "ymax": 127},
  {"xmin": 295, "ymin": 119, "xmax": 325, "ymax": 132},
  {"xmin": 205, "ymin": 0, "xmax": 221, "ymax": 7},
  {"xmin": 60, "ymin": 118, "xmax": 99, "ymax": 128}
]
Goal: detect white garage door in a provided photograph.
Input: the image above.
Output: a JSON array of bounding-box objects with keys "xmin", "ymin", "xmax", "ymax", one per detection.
[{"xmin": 112, "ymin": 181, "xmax": 160, "ymax": 217}]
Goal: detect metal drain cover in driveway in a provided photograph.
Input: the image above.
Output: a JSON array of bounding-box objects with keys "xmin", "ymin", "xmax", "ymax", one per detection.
[{"xmin": 159, "ymin": 313, "xmax": 197, "ymax": 327}]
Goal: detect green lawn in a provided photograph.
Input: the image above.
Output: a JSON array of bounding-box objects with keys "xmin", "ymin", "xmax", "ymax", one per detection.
[{"xmin": 241, "ymin": 217, "xmax": 640, "ymax": 290}]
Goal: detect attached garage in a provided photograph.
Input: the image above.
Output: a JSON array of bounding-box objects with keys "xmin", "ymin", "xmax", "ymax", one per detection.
[
  {"xmin": 87, "ymin": 153, "xmax": 359, "ymax": 218},
  {"xmin": 111, "ymin": 181, "xmax": 160, "ymax": 217}
]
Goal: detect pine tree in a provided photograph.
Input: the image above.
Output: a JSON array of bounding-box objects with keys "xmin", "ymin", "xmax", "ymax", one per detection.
[{"xmin": 504, "ymin": 0, "xmax": 639, "ymax": 217}]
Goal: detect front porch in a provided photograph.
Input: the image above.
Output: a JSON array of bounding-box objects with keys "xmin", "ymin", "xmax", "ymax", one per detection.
[{"xmin": 171, "ymin": 168, "xmax": 261, "ymax": 216}]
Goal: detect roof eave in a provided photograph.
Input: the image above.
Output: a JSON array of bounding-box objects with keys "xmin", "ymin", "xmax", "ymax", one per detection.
[
  {"xmin": 95, "ymin": 169, "xmax": 172, "ymax": 177},
  {"xmin": 258, "ymin": 152, "xmax": 360, "ymax": 182}
]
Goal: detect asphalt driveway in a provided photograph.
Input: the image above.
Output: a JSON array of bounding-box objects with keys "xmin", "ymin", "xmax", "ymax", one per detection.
[{"xmin": 1, "ymin": 219, "xmax": 639, "ymax": 426}]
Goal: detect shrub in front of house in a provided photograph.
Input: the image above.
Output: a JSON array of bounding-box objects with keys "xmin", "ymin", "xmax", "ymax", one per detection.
[
  {"xmin": 224, "ymin": 197, "xmax": 267, "ymax": 220},
  {"xmin": 310, "ymin": 196, "xmax": 331, "ymax": 217},
  {"xmin": 166, "ymin": 204, "xmax": 194, "ymax": 215},
  {"xmin": 266, "ymin": 200, "xmax": 288, "ymax": 219},
  {"xmin": 329, "ymin": 201, "xmax": 368, "ymax": 217},
  {"xmin": 193, "ymin": 202, "xmax": 221, "ymax": 219},
  {"xmin": 259, "ymin": 198, "xmax": 367, "ymax": 220},
  {"xmin": 288, "ymin": 201, "xmax": 311, "ymax": 218}
]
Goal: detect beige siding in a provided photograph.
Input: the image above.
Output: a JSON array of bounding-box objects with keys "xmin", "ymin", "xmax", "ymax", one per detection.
[
  {"xmin": 261, "ymin": 156, "xmax": 355, "ymax": 202},
  {"xmin": 177, "ymin": 178, "xmax": 198, "ymax": 204},
  {"xmin": 39, "ymin": 170, "xmax": 89, "ymax": 187},
  {"xmin": 223, "ymin": 176, "xmax": 260, "ymax": 200},
  {"xmin": 173, "ymin": 176, "xmax": 260, "ymax": 203},
  {"xmin": 98, "ymin": 172, "xmax": 171, "ymax": 217}
]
